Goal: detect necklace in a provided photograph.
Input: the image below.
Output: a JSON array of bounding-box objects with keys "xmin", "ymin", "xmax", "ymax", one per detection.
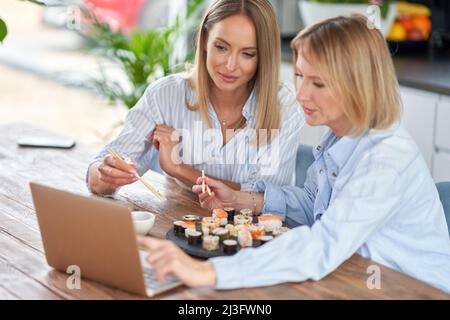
[{"xmin": 220, "ymin": 115, "xmax": 246, "ymax": 130}]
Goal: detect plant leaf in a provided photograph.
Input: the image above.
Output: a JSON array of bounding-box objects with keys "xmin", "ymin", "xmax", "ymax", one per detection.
[{"xmin": 0, "ymin": 18, "xmax": 7, "ymax": 43}]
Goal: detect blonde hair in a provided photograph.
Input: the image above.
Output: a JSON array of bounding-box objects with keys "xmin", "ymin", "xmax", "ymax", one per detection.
[
  {"xmin": 291, "ymin": 14, "xmax": 402, "ymax": 136},
  {"xmin": 185, "ymin": 0, "xmax": 281, "ymax": 143}
]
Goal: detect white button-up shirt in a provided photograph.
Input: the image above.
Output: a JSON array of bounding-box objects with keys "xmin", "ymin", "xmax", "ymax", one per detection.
[
  {"xmin": 211, "ymin": 125, "xmax": 450, "ymax": 293},
  {"xmin": 90, "ymin": 74, "xmax": 304, "ymax": 190}
]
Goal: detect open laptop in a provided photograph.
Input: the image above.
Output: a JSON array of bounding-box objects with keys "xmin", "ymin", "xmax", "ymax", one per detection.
[{"xmin": 29, "ymin": 182, "xmax": 182, "ymax": 297}]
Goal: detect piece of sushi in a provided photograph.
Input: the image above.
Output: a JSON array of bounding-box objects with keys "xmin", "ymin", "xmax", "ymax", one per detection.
[
  {"xmin": 212, "ymin": 208, "xmax": 228, "ymax": 226},
  {"xmin": 249, "ymin": 224, "xmax": 265, "ymax": 239},
  {"xmin": 258, "ymin": 214, "xmax": 283, "ymax": 232},
  {"xmin": 185, "ymin": 227, "xmax": 197, "ymax": 239},
  {"xmin": 173, "ymin": 220, "xmax": 185, "ymax": 235},
  {"xmin": 223, "ymin": 239, "xmax": 238, "ymax": 255},
  {"xmin": 202, "ymin": 235, "xmax": 220, "ymax": 251},
  {"xmin": 234, "ymin": 214, "xmax": 253, "ymax": 225},
  {"xmin": 187, "ymin": 230, "xmax": 202, "ymax": 246},
  {"xmin": 182, "ymin": 214, "xmax": 200, "ymax": 222},
  {"xmin": 212, "ymin": 227, "xmax": 229, "ymax": 242},
  {"xmin": 237, "ymin": 226, "xmax": 253, "ymax": 248},
  {"xmin": 257, "ymin": 235, "xmax": 274, "ymax": 245},
  {"xmin": 240, "ymin": 208, "xmax": 253, "ymax": 217},
  {"xmin": 201, "ymin": 216, "xmax": 220, "ymax": 233},
  {"xmin": 272, "ymin": 226, "xmax": 289, "ymax": 237},
  {"xmin": 224, "ymin": 207, "xmax": 236, "ymax": 224}
]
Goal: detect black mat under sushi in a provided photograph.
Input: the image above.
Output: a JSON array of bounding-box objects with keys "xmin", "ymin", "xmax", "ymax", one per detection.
[{"xmin": 166, "ymin": 228, "xmax": 239, "ymax": 259}]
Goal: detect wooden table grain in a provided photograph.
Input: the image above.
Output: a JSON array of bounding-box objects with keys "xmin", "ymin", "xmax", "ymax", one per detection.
[{"xmin": 1, "ymin": 123, "xmax": 449, "ymax": 300}]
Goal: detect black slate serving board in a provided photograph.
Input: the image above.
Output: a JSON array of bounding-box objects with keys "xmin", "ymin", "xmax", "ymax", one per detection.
[{"xmin": 166, "ymin": 228, "xmax": 241, "ymax": 259}]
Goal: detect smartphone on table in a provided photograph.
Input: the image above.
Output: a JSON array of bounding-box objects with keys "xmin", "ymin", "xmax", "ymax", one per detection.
[{"xmin": 17, "ymin": 136, "xmax": 76, "ymax": 149}]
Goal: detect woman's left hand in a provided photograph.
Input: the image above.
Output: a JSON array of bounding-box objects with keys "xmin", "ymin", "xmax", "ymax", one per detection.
[
  {"xmin": 151, "ymin": 125, "xmax": 182, "ymax": 175},
  {"xmin": 137, "ymin": 236, "xmax": 217, "ymax": 288}
]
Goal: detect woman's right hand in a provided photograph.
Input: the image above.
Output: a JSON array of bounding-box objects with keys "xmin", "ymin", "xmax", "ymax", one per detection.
[
  {"xmin": 90, "ymin": 155, "xmax": 139, "ymax": 195},
  {"xmin": 192, "ymin": 176, "xmax": 237, "ymax": 210}
]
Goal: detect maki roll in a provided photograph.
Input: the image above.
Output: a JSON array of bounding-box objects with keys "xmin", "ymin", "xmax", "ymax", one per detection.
[
  {"xmin": 201, "ymin": 217, "xmax": 220, "ymax": 233},
  {"xmin": 212, "ymin": 208, "xmax": 228, "ymax": 226},
  {"xmin": 173, "ymin": 220, "xmax": 185, "ymax": 235},
  {"xmin": 202, "ymin": 235, "xmax": 220, "ymax": 251},
  {"xmin": 223, "ymin": 239, "xmax": 238, "ymax": 255},
  {"xmin": 257, "ymin": 235, "xmax": 274, "ymax": 245},
  {"xmin": 240, "ymin": 208, "xmax": 253, "ymax": 217},
  {"xmin": 234, "ymin": 214, "xmax": 253, "ymax": 225},
  {"xmin": 273, "ymin": 226, "xmax": 289, "ymax": 237},
  {"xmin": 249, "ymin": 224, "xmax": 265, "ymax": 239},
  {"xmin": 224, "ymin": 207, "xmax": 236, "ymax": 224},
  {"xmin": 185, "ymin": 227, "xmax": 197, "ymax": 239},
  {"xmin": 187, "ymin": 230, "xmax": 202, "ymax": 246},
  {"xmin": 212, "ymin": 227, "xmax": 229, "ymax": 242},
  {"xmin": 182, "ymin": 214, "xmax": 200, "ymax": 222}
]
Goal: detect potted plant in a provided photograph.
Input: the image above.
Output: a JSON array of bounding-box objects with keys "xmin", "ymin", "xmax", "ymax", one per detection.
[{"xmin": 299, "ymin": 0, "xmax": 397, "ymax": 37}]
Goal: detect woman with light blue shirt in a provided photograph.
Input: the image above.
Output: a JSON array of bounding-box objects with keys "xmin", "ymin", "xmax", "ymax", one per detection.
[
  {"xmin": 87, "ymin": 0, "xmax": 303, "ymax": 196},
  {"xmin": 138, "ymin": 14, "xmax": 450, "ymax": 293}
]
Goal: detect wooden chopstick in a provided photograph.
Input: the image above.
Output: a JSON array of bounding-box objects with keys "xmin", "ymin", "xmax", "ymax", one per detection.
[
  {"xmin": 201, "ymin": 170, "xmax": 212, "ymax": 196},
  {"xmin": 106, "ymin": 148, "xmax": 166, "ymax": 201}
]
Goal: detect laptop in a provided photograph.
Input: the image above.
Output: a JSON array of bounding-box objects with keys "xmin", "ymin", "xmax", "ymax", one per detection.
[{"xmin": 29, "ymin": 182, "xmax": 182, "ymax": 297}]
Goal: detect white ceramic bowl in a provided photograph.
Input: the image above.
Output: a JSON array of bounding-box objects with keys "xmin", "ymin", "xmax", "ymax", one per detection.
[{"xmin": 131, "ymin": 211, "xmax": 155, "ymax": 236}]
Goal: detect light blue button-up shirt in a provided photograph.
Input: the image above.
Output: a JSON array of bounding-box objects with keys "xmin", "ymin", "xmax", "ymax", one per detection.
[{"xmin": 211, "ymin": 125, "xmax": 450, "ymax": 293}]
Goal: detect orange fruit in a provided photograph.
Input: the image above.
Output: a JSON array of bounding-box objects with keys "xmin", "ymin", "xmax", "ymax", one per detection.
[
  {"xmin": 413, "ymin": 15, "xmax": 432, "ymax": 38},
  {"xmin": 387, "ymin": 22, "xmax": 407, "ymax": 41}
]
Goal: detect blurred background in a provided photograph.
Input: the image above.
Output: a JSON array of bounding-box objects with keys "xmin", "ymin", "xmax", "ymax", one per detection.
[{"xmin": 1, "ymin": 0, "xmax": 449, "ymax": 181}]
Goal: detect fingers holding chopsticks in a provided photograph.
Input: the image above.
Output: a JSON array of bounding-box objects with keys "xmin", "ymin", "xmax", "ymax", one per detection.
[{"xmin": 98, "ymin": 154, "xmax": 139, "ymax": 188}]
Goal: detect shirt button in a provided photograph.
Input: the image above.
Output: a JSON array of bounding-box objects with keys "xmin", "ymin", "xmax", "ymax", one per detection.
[
  {"xmin": 316, "ymin": 145, "xmax": 322, "ymax": 151},
  {"xmin": 319, "ymin": 169, "xmax": 324, "ymax": 174},
  {"xmin": 332, "ymin": 172, "xmax": 337, "ymax": 177}
]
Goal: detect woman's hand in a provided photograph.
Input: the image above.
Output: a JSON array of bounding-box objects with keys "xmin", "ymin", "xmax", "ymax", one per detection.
[
  {"xmin": 90, "ymin": 155, "xmax": 139, "ymax": 195},
  {"xmin": 137, "ymin": 236, "xmax": 216, "ymax": 288},
  {"xmin": 192, "ymin": 176, "xmax": 238, "ymax": 210},
  {"xmin": 151, "ymin": 125, "xmax": 182, "ymax": 176}
]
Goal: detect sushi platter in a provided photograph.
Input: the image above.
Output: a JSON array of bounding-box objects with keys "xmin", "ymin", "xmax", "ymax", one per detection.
[{"xmin": 165, "ymin": 208, "xmax": 289, "ymax": 259}]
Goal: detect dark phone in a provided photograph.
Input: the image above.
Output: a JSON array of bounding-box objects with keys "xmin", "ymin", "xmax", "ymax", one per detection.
[{"xmin": 17, "ymin": 136, "xmax": 76, "ymax": 149}]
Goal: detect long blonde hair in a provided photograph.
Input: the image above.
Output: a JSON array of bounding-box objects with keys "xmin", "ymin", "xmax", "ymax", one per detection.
[
  {"xmin": 186, "ymin": 0, "xmax": 281, "ymax": 144},
  {"xmin": 291, "ymin": 14, "xmax": 402, "ymax": 136}
]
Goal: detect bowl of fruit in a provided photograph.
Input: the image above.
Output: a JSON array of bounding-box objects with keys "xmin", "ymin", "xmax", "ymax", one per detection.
[{"xmin": 387, "ymin": 2, "xmax": 432, "ymax": 51}]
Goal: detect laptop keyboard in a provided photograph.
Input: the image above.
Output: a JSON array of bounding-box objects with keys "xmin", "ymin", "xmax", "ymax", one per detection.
[{"xmin": 143, "ymin": 267, "xmax": 181, "ymax": 292}]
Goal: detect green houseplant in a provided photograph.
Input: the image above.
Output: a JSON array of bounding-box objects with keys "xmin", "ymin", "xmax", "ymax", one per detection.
[{"xmin": 81, "ymin": 0, "xmax": 205, "ymax": 109}]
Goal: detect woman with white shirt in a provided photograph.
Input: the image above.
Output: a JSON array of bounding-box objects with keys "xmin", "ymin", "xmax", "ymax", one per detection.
[
  {"xmin": 137, "ymin": 14, "xmax": 450, "ymax": 293},
  {"xmin": 87, "ymin": 0, "xmax": 303, "ymax": 196}
]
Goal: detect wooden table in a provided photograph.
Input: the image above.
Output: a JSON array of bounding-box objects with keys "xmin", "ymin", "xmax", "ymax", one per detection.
[{"xmin": 1, "ymin": 123, "xmax": 449, "ymax": 300}]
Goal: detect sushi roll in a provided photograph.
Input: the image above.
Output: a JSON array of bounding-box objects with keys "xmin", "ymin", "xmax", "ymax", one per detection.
[
  {"xmin": 202, "ymin": 235, "xmax": 220, "ymax": 251},
  {"xmin": 258, "ymin": 214, "xmax": 283, "ymax": 232},
  {"xmin": 201, "ymin": 217, "xmax": 220, "ymax": 233},
  {"xmin": 257, "ymin": 235, "xmax": 274, "ymax": 245},
  {"xmin": 273, "ymin": 227, "xmax": 289, "ymax": 237},
  {"xmin": 237, "ymin": 226, "xmax": 253, "ymax": 248},
  {"xmin": 173, "ymin": 220, "xmax": 185, "ymax": 235},
  {"xmin": 212, "ymin": 227, "xmax": 229, "ymax": 242},
  {"xmin": 223, "ymin": 239, "xmax": 238, "ymax": 255},
  {"xmin": 240, "ymin": 208, "xmax": 253, "ymax": 217},
  {"xmin": 185, "ymin": 228, "xmax": 197, "ymax": 239},
  {"xmin": 195, "ymin": 220, "xmax": 202, "ymax": 232},
  {"xmin": 187, "ymin": 230, "xmax": 202, "ymax": 246},
  {"xmin": 182, "ymin": 214, "xmax": 200, "ymax": 222},
  {"xmin": 212, "ymin": 209, "xmax": 228, "ymax": 226},
  {"xmin": 249, "ymin": 224, "xmax": 265, "ymax": 239},
  {"xmin": 224, "ymin": 207, "xmax": 236, "ymax": 224},
  {"xmin": 234, "ymin": 214, "xmax": 253, "ymax": 225}
]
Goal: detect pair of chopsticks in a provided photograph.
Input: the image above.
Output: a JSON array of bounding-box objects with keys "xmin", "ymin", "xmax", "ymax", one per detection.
[
  {"xmin": 106, "ymin": 148, "xmax": 166, "ymax": 201},
  {"xmin": 201, "ymin": 170, "xmax": 212, "ymax": 196}
]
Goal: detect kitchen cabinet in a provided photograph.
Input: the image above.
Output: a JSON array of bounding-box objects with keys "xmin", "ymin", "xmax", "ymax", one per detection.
[
  {"xmin": 400, "ymin": 86, "xmax": 450, "ymax": 182},
  {"xmin": 400, "ymin": 86, "xmax": 437, "ymax": 170}
]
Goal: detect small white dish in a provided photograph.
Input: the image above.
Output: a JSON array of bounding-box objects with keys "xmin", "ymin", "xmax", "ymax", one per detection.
[{"xmin": 131, "ymin": 211, "xmax": 155, "ymax": 236}]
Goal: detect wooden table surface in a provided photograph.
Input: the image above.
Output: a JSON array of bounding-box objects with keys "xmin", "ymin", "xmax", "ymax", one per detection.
[{"xmin": 1, "ymin": 123, "xmax": 449, "ymax": 300}]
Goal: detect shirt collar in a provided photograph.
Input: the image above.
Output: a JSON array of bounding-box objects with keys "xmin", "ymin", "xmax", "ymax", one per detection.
[{"xmin": 314, "ymin": 128, "xmax": 362, "ymax": 170}]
